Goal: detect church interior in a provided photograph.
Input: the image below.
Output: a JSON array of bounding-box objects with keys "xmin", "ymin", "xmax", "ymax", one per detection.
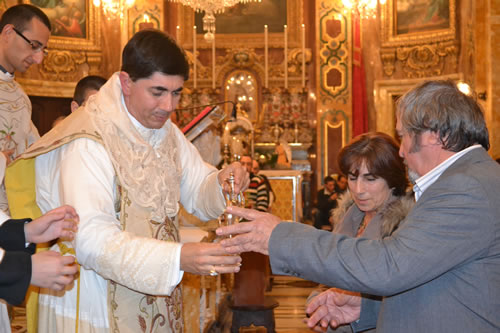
[{"xmin": 5, "ymin": 0, "xmax": 500, "ymax": 332}]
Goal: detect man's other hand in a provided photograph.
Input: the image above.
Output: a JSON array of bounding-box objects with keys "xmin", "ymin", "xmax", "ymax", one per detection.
[
  {"xmin": 305, "ymin": 288, "xmax": 361, "ymax": 330},
  {"xmin": 24, "ymin": 205, "xmax": 79, "ymax": 244},
  {"xmin": 216, "ymin": 206, "xmax": 281, "ymax": 255},
  {"xmin": 31, "ymin": 251, "xmax": 78, "ymax": 290}
]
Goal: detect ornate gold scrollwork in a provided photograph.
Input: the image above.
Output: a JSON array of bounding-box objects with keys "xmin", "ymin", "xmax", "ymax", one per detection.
[
  {"xmin": 41, "ymin": 51, "xmax": 86, "ymax": 80},
  {"xmin": 394, "ymin": 41, "xmax": 458, "ymax": 78}
]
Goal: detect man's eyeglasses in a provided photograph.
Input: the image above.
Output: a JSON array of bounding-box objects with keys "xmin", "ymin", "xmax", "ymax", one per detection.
[{"xmin": 13, "ymin": 28, "xmax": 48, "ymax": 57}]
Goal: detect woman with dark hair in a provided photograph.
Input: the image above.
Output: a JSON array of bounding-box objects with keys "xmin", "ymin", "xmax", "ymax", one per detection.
[{"xmin": 306, "ymin": 132, "xmax": 413, "ymax": 333}]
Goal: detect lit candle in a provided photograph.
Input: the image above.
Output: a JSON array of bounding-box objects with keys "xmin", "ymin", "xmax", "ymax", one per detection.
[
  {"xmin": 139, "ymin": 14, "xmax": 154, "ymax": 31},
  {"xmin": 284, "ymin": 24, "xmax": 288, "ymax": 89},
  {"xmin": 193, "ymin": 26, "xmax": 197, "ymax": 89},
  {"xmin": 264, "ymin": 25, "xmax": 268, "ymax": 89},
  {"xmin": 176, "ymin": 25, "xmax": 180, "ymax": 41},
  {"xmin": 301, "ymin": 24, "xmax": 305, "ymax": 88},
  {"xmin": 212, "ymin": 35, "xmax": 216, "ymax": 89}
]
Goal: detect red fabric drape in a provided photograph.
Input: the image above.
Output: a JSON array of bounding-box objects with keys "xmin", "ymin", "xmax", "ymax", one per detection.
[{"xmin": 352, "ymin": 14, "xmax": 368, "ymax": 137}]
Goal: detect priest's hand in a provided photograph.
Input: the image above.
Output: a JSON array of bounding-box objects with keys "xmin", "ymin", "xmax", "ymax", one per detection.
[
  {"xmin": 218, "ymin": 161, "xmax": 249, "ymax": 194},
  {"xmin": 305, "ymin": 288, "xmax": 361, "ymax": 331},
  {"xmin": 1, "ymin": 148, "xmax": 15, "ymax": 165},
  {"xmin": 180, "ymin": 242, "xmax": 242, "ymax": 276},
  {"xmin": 31, "ymin": 251, "xmax": 78, "ymax": 290},
  {"xmin": 24, "ymin": 205, "xmax": 79, "ymax": 244},
  {"xmin": 216, "ymin": 206, "xmax": 281, "ymax": 255}
]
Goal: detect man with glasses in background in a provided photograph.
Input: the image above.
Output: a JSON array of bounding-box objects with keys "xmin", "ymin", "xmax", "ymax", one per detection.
[
  {"xmin": 0, "ymin": 4, "xmax": 50, "ymax": 214},
  {"xmin": 0, "ymin": 4, "xmax": 51, "ymax": 329}
]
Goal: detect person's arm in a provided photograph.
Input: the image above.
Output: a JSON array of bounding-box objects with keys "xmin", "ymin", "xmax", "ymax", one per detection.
[
  {"xmin": 350, "ymin": 297, "xmax": 380, "ymax": 332},
  {"xmin": 36, "ymin": 139, "xmax": 183, "ymax": 296},
  {"xmin": 268, "ymin": 173, "xmax": 493, "ymax": 296},
  {"xmin": 0, "ymin": 218, "xmax": 34, "ymax": 251},
  {"xmin": 174, "ymin": 126, "xmax": 226, "ymax": 220},
  {"xmin": 27, "ymin": 119, "xmax": 40, "ymax": 147},
  {"xmin": 36, "ymin": 139, "xmax": 238, "ymax": 296},
  {"xmin": 0, "ymin": 249, "xmax": 33, "ymax": 305}
]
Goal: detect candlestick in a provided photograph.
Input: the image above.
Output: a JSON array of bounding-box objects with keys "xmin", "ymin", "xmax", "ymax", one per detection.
[
  {"xmin": 284, "ymin": 24, "xmax": 288, "ymax": 89},
  {"xmin": 264, "ymin": 25, "xmax": 268, "ymax": 89},
  {"xmin": 301, "ymin": 24, "xmax": 306, "ymax": 88},
  {"xmin": 193, "ymin": 26, "xmax": 197, "ymax": 89},
  {"xmin": 176, "ymin": 25, "xmax": 180, "ymax": 41},
  {"xmin": 212, "ymin": 35, "xmax": 216, "ymax": 89}
]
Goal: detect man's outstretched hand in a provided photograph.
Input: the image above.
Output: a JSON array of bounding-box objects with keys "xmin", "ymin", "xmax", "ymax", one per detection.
[
  {"xmin": 216, "ymin": 206, "xmax": 281, "ymax": 255},
  {"xmin": 305, "ymin": 288, "xmax": 361, "ymax": 331}
]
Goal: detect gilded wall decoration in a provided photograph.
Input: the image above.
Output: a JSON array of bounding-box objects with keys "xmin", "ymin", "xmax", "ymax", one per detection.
[
  {"xmin": 316, "ymin": 1, "xmax": 351, "ymax": 185},
  {"xmin": 318, "ymin": 3, "xmax": 350, "ymax": 104},
  {"xmin": 320, "ymin": 109, "xmax": 347, "ymax": 181},
  {"xmin": 380, "ymin": 0, "xmax": 458, "ymax": 78},
  {"xmin": 16, "ymin": 1, "xmax": 102, "ymax": 97}
]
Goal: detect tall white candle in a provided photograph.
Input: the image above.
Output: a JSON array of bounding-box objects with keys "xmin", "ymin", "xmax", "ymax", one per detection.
[
  {"xmin": 193, "ymin": 26, "xmax": 197, "ymax": 89},
  {"xmin": 264, "ymin": 25, "xmax": 268, "ymax": 89},
  {"xmin": 301, "ymin": 24, "xmax": 306, "ymax": 88},
  {"xmin": 176, "ymin": 25, "xmax": 180, "ymax": 42},
  {"xmin": 284, "ymin": 24, "xmax": 288, "ymax": 89},
  {"xmin": 212, "ymin": 35, "xmax": 216, "ymax": 89}
]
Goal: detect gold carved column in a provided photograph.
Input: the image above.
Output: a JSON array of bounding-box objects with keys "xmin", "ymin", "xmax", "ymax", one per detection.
[{"xmin": 316, "ymin": 1, "xmax": 351, "ymax": 186}]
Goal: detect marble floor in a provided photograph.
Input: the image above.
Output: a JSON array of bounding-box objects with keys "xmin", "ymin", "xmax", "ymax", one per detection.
[
  {"xmin": 267, "ymin": 275, "xmax": 318, "ymax": 333},
  {"xmin": 10, "ymin": 275, "xmax": 318, "ymax": 333}
]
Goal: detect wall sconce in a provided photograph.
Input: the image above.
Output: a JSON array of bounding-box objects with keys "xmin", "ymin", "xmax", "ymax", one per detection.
[{"xmin": 456, "ymin": 81, "xmax": 487, "ymax": 101}]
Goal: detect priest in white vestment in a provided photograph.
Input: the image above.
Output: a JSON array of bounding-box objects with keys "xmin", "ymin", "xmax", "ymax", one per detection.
[{"xmin": 9, "ymin": 30, "xmax": 247, "ymax": 333}]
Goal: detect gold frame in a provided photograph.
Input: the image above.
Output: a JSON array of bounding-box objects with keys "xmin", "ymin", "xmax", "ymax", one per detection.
[
  {"xmin": 381, "ymin": 0, "xmax": 456, "ymax": 47},
  {"xmin": 177, "ymin": 0, "xmax": 303, "ymax": 49},
  {"xmin": 18, "ymin": 1, "xmax": 102, "ymax": 97}
]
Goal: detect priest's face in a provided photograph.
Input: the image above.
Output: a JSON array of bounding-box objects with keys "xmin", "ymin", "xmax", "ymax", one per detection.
[
  {"xmin": 4, "ymin": 18, "xmax": 50, "ymax": 73},
  {"xmin": 120, "ymin": 71, "xmax": 184, "ymax": 129}
]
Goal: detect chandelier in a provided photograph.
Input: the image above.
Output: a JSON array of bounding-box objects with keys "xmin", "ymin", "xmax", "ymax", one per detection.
[
  {"xmin": 93, "ymin": 0, "xmax": 136, "ymax": 20},
  {"xmin": 168, "ymin": 0, "xmax": 262, "ymax": 42},
  {"xmin": 341, "ymin": 0, "xmax": 385, "ymax": 19}
]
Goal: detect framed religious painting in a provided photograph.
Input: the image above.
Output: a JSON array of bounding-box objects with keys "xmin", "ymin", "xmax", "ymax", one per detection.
[
  {"xmin": 381, "ymin": 0, "xmax": 456, "ymax": 47},
  {"xmin": 14, "ymin": 0, "xmax": 102, "ymax": 97},
  {"xmin": 177, "ymin": 0, "xmax": 303, "ymax": 48}
]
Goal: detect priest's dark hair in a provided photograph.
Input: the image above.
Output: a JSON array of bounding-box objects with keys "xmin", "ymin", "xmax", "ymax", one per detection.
[
  {"xmin": 0, "ymin": 4, "xmax": 51, "ymax": 33},
  {"xmin": 121, "ymin": 29, "xmax": 189, "ymax": 82}
]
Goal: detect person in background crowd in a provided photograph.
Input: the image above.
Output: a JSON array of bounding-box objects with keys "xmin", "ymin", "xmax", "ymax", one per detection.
[
  {"xmin": 70, "ymin": 75, "xmax": 107, "ymax": 112},
  {"xmin": 252, "ymin": 159, "xmax": 275, "ymax": 210},
  {"xmin": 53, "ymin": 75, "xmax": 107, "ymax": 128},
  {"xmin": 241, "ymin": 155, "xmax": 270, "ymax": 212},
  {"xmin": 334, "ymin": 174, "xmax": 348, "ymax": 195},
  {"xmin": 315, "ymin": 176, "xmax": 338, "ymax": 230}
]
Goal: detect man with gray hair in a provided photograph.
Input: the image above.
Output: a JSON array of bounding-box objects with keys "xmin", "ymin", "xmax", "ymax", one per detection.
[{"xmin": 217, "ymin": 80, "xmax": 500, "ymax": 332}]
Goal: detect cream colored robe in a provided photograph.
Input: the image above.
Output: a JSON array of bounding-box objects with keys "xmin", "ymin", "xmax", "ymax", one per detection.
[
  {"xmin": 31, "ymin": 73, "xmax": 225, "ymax": 332},
  {"xmin": 0, "ymin": 71, "xmax": 39, "ymax": 213}
]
